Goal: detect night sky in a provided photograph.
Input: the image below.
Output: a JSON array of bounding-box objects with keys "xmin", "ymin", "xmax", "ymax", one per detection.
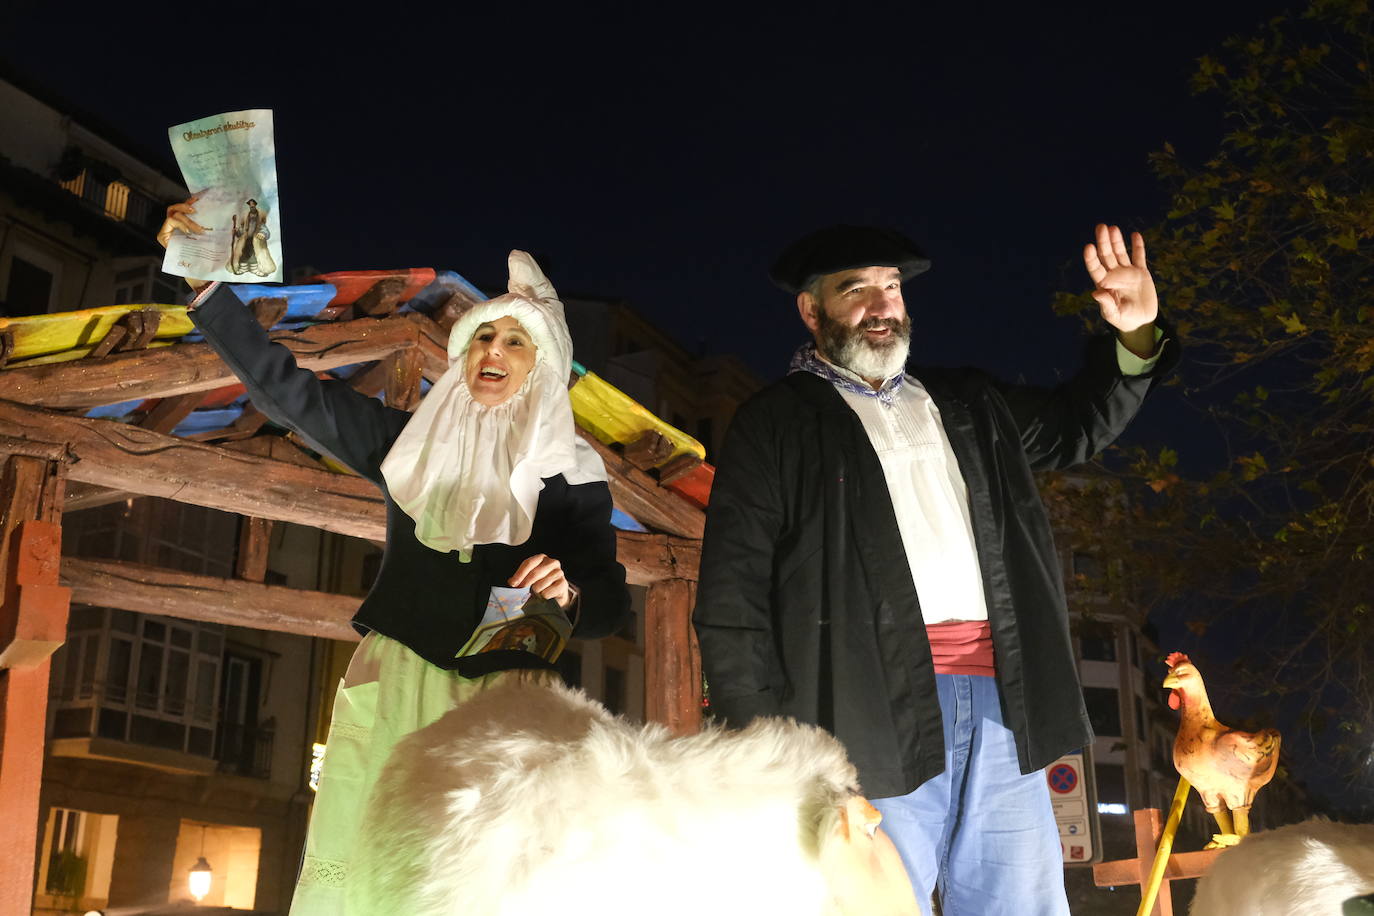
[
  {"xmin": 10, "ymin": 1, "xmax": 1358, "ymax": 807},
  {"xmin": 1, "ymin": 1, "xmax": 1296, "ymax": 381}
]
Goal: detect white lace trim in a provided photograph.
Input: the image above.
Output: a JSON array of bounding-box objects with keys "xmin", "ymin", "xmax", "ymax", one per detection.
[
  {"xmin": 299, "ymin": 855, "xmax": 347, "ymax": 888},
  {"xmin": 328, "ymin": 720, "xmax": 370, "ymax": 741}
]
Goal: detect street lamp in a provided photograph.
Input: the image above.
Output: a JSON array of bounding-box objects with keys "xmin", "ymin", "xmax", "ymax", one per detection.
[{"xmin": 188, "ymin": 825, "xmax": 212, "ymax": 902}]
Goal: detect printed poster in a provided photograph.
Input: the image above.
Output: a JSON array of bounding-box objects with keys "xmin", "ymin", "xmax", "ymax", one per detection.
[{"xmin": 162, "ymin": 109, "xmax": 283, "ymax": 283}]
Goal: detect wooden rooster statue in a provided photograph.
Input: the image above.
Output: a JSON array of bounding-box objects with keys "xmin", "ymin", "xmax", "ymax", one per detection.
[{"xmin": 1162, "ymin": 652, "xmax": 1281, "ymax": 847}]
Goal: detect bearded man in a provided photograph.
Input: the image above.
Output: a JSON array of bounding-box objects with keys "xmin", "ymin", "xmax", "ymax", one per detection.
[{"xmin": 694, "ymin": 223, "xmax": 1174, "ymax": 916}]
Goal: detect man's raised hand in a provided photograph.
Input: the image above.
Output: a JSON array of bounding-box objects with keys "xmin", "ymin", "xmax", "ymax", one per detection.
[{"xmin": 1083, "ymin": 224, "xmax": 1158, "ymax": 354}]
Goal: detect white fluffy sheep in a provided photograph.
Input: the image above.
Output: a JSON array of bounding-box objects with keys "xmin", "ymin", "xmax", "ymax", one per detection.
[
  {"xmin": 1190, "ymin": 818, "xmax": 1374, "ymax": 916},
  {"xmin": 348, "ymin": 677, "xmax": 917, "ymax": 916}
]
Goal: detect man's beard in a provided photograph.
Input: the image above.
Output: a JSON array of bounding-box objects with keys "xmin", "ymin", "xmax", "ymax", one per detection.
[{"xmin": 815, "ymin": 309, "xmax": 911, "ymax": 382}]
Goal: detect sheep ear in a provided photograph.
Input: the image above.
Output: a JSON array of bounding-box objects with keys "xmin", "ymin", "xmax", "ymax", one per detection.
[{"xmin": 507, "ymin": 250, "xmax": 558, "ymax": 302}]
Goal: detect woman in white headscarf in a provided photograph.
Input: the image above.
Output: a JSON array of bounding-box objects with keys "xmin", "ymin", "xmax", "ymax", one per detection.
[{"xmin": 160, "ymin": 202, "xmax": 629, "ymax": 916}]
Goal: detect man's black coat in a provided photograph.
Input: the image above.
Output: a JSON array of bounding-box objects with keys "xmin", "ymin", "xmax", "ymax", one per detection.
[{"xmin": 694, "ymin": 332, "xmax": 1175, "ymax": 799}]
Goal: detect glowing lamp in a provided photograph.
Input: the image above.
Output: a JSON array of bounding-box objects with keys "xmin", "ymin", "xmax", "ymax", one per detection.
[{"xmin": 188, "ymin": 855, "xmax": 213, "ymax": 901}]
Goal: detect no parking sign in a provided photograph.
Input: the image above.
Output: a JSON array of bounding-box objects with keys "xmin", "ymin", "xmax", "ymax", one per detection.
[{"xmin": 1047, "ymin": 750, "xmax": 1102, "ymax": 866}]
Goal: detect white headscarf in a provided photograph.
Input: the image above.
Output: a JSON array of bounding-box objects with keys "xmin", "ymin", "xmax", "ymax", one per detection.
[{"xmin": 380, "ymin": 251, "xmax": 607, "ymax": 556}]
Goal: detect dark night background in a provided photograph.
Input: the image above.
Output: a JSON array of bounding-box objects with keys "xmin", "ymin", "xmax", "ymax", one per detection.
[
  {"xmin": 0, "ymin": 1, "xmax": 1296, "ymax": 379},
  {"xmin": 9, "ymin": 0, "xmax": 1360, "ymax": 809}
]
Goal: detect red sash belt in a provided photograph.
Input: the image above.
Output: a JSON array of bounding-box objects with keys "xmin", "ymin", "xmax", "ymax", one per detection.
[{"xmin": 926, "ymin": 619, "xmax": 995, "ymax": 677}]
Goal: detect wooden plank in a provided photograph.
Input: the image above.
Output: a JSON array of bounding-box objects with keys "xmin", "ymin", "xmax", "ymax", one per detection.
[
  {"xmin": 63, "ymin": 482, "xmax": 129, "ymax": 513},
  {"xmin": 86, "ymin": 318, "xmax": 130, "ymax": 360},
  {"xmin": 235, "ymin": 516, "xmax": 274, "ymax": 582},
  {"xmin": 1092, "ymin": 848, "xmax": 1221, "ymax": 886},
  {"xmin": 0, "ymin": 399, "xmax": 388, "ymax": 540},
  {"xmin": 185, "ymin": 403, "xmax": 270, "ymax": 443},
  {"xmin": 579, "ymin": 431, "xmax": 704, "ymax": 539},
  {"xmin": 384, "ymin": 350, "xmax": 423, "ymax": 412},
  {"xmin": 623, "ymin": 430, "xmax": 675, "ymax": 472},
  {"xmin": 405, "ymin": 312, "xmax": 453, "ymax": 381},
  {"xmin": 248, "ymin": 296, "xmax": 288, "ymax": 329},
  {"xmin": 347, "ymin": 360, "xmax": 390, "ymax": 398},
  {"xmin": 615, "ymin": 530, "xmax": 700, "ymax": 584},
  {"xmin": 61, "ymin": 557, "xmax": 360, "ymax": 642},
  {"xmin": 657, "ymin": 453, "xmax": 703, "ymax": 486},
  {"xmin": 433, "ymin": 288, "xmax": 483, "ymax": 334},
  {"xmin": 139, "ymin": 392, "xmax": 206, "ymax": 434},
  {"xmin": 117, "ymin": 308, "xmax": 162, "ymax": 351},
  {"xmin": 354, "ymin": 277, "xmax": 409, "ymax": 318},
  {"xmin": 6, "ymin": 404, "xmax": 698, "ymax": 588},
  {"xmin": 643, "ymin": 577, "xmax": 701, "ymax": 735},
  {"xmin": 0, "ymin": 315, "xmax": 422, "ymax": 409},
  {"xmin": 223, "ymin": 434, "xmax": 326, "ymax": 469}
]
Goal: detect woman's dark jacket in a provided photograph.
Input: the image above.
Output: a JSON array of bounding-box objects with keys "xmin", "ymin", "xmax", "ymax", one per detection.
[
  {"xmin": 694, "ymin": 332, "xmax": 1176, "ymax": 799},
  {"xmin": 192, "ymin": 284, "xmax": 629, "ymax": 675}
]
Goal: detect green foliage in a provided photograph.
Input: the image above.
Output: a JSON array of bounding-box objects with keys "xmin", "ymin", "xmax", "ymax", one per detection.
[
  {"xmin": 1057, "ymin": 0, "xmax": 1374, "ymax": 791},
  {"xmin": 45, "ymin": 850, "xmax": 86, "ymax": 899}
]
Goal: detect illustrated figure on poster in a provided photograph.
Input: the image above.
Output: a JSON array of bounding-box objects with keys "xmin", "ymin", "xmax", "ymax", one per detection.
[
  {"xmin": 225, "ymin": 197, "xmax": 277, "ymax": 277},
  {"xmin": 694, "ymin": 223, "xmax": 1176, "ymax": 916},
  {"xmin": 158, "ymin": 199, "xmax": 630, "ymax": 916}
]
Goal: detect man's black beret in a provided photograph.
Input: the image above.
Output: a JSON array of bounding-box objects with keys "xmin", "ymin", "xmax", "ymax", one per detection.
[{"xmin": 769, "ymin": 224, "xmax": 932, "ymax": 294}]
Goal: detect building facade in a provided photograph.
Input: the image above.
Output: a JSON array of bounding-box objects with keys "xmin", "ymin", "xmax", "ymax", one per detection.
[{"xmin": 0, "ymin": 73, "xmax": 186, "ymax": 322}]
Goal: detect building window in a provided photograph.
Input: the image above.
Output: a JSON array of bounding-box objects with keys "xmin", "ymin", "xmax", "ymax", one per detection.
[
  {"xmin": 64, "ymin": 498, "xmax": 236, "ymax": 577},
  {"xmin": 169, "ymin": 821, "xmax": 261, "ymax": 909},
  {"xmin": 114, "ymin": 262, "xmax": 182, "ymax": 305},
  {"xmin": 1083, "ymin": 686, "xmax": 1122, "ymax": 736},
  {"xmin": 1095, "ymin": 763, "xmax": 1127, "ymax": 806},
  {"xmin": 216, "ymin": 650, "xmax": 274, "ymax": 778},
  {"xmin": 45, "ymin": 808, "xmax": 85, "ymax": 896},
  {"xmin": 1078, "ymin": 622, "xmax": 1117, "ymax": 662},
  {"xmin": 1071, "ymin": 550, "xmax": 1105, "ymax": 584},
  {"xmin": 104, "ymin": 181, "xmax": 130, "ymax": 221},
  {"xmin": 49, "ymin": 607, "xmax": 224, "ymax": 759},
  {"xmin": 4, "ymin": 255, "xmax": 55, "ymax": 316},
  {"xmin": 35, "ymin": 807, "xmax": 119, "ymax": 911}
]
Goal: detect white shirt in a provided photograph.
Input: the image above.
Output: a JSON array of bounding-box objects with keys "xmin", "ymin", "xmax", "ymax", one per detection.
[
  {"xmin": 823, "ymin": 333, "xmax": 1165, "ymax": 626},
  {"xmin": 831, "ymin": 370, "xmax": 989, "ymax": 625}
]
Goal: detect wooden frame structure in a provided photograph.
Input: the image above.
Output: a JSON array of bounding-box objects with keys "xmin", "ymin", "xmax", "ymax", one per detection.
[{"xmin": 0, "ymin": 287, "xmax": 707, "ymax": 910}]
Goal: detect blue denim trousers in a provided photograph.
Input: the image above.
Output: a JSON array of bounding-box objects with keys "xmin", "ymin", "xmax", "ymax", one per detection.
[{"xmin": 871, "ymin": 673, "xmax": 1070, "ymax": 916}]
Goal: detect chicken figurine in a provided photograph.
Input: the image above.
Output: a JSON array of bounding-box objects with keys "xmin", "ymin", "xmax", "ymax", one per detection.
[{"xmin": 1162, "ymin": 652, "xmax": 1281, "ymax": 848}]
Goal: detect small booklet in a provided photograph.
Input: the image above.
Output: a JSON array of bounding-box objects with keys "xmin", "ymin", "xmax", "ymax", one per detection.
[
  {"xmin": 162, "ymin": 109, "xmax": 284, "ymax": 284},
  {"xmin": 457, "ymin": 586, "xmax": 572, "ymax": 664}
]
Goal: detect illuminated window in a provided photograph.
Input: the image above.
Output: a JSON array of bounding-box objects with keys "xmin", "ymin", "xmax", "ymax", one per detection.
[
  {"xmin": 104, "ymin": 181, "xmax": 130, "ymax": 221},
  {"xmin": 169, "ymin": 820, "xmax": 261, "ymax": 909},
  {"xmin": 59, "ymin": 169, "xmax": 87, "ymax": 197},
  {"xmin": 34, "ymin": 807, "xmax": 118, "ymax": 913}
]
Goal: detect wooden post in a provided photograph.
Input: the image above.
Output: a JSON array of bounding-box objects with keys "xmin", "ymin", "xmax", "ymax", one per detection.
[
  {"xmin": 0, "ymin": 453, "xmax": 70, "ymax": 914},
  {"xmin": 235, "ymin": 516, "xmax": 275, "ymax": 582},
  {"xmin": 643, "ymin": 578, "xmax": 701, "ymax": 736},
  {"xmin": 1093, "ymin": 807, "xmax": 1224, "ymax": 915}
]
